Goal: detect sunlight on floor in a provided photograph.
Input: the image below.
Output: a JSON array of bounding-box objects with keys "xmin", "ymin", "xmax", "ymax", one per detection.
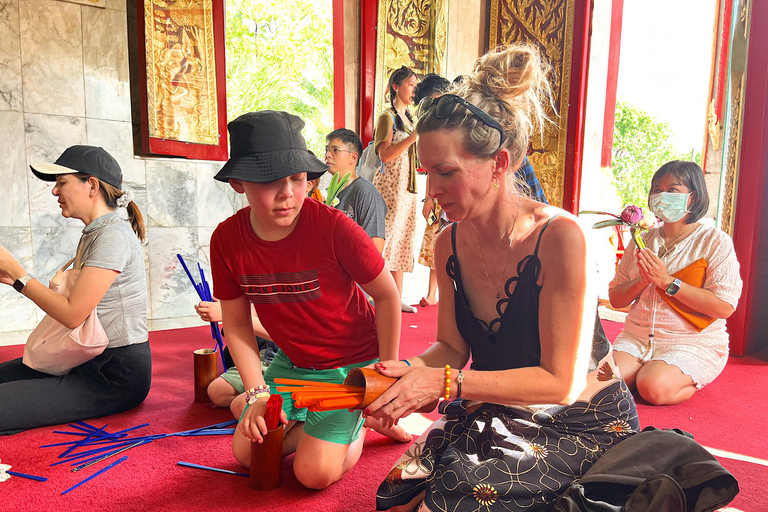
[
  {"xmin": 704, "ymin": 446, "xmax": 768, "ymax": 467},
  {"xmin": 398, "ymin": 413, "xmax": 433, "ymax": 436}
]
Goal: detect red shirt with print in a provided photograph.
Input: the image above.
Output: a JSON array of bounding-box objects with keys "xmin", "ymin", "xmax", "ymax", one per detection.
[{"xmin": 210, "ymin": 197, "xmax": 384, "ymax": 369}]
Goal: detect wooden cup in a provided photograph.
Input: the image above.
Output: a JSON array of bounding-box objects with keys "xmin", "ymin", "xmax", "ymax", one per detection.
[
  {"xmin": 343, "ymin": 367, "xmax": 397, "ymax": 409},
  {"xmin": 249, "ymin": 425, "xmax": 284, "ymax": 491},
  {"xmin": 193, "ymin": 348, "xmax": 217, "ymax": 403}
]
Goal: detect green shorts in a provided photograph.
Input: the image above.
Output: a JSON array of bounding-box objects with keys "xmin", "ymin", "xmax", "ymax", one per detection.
[
  {"xmin": 243, "ymin": 350, "xmax": 377, "ymax": 445},
  {"xmin": 219, "ymin": 348, "xmax": 272, "ymax": 395},
  {"xmin": 220, "ymin": 366, "xmax": 245, "ymax": 394}
]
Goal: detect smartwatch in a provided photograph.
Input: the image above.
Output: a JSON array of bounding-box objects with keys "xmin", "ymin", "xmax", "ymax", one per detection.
[
  {"xmin": 13, "ymin": 273, "xmax": 35, "ymax": 293},
  {"xmin": 665, "ymin": 278, "xmax": 682, "ymax": 296}
]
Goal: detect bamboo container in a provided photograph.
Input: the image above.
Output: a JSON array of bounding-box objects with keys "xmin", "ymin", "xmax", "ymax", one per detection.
[
  {"xmin": 342, "ymin": 368, "xmax": 397, "ymax": 409},
  {"xmin": 193, "ymin": 348, "xmax": 217, "ymax": 403},
  {"xmin": 249, "ymin": 425, "xmax": 284, "ymax": 491}
]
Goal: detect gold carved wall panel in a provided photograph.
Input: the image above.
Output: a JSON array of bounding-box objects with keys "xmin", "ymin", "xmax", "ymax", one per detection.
[
  {"xmin": 144, "ymin": 0, "xmax": 220, "ymax": 145},
  {"xmin": 719, "ymin": 0, "xmax": 750, "ymax": 235},
  {"xmin": 488, "ymin": 0, "xmax": 574, "ymax": 207},
  {"xmin": 374, "ymin": 0, "xmax": 448, "ymax": 118}
]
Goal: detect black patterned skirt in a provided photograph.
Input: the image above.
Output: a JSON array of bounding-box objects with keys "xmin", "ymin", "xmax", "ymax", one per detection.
[{"xmin": 376, "ymin": 379, "xmax": 638, "ymax": 511}]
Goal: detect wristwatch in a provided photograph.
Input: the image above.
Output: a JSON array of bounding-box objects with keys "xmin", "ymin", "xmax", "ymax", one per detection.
[
  {"xmin": 13, "ymin": 273, "xmax": 35, "ymax": 293},
  {"xmin": 665, "ymin": 278, "xmax": 682, "ymax": 296}
]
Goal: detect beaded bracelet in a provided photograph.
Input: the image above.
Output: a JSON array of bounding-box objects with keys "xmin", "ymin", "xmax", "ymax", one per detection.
[
  {"xmin": 245, "ymin": 385, "xmax": 271, "ymax": 405},
  {"xmin": 442, "ymin": 365, "xmax": 451, "ymax": 401},
  {"xmin": 456, "ymin": 369, "xmax": 464, "ymax": 398}
]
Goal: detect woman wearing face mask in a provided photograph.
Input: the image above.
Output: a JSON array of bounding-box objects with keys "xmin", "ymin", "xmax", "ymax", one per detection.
[{"xmin": 609, "ymin": 160, "xmax": 742, "ymax": 405}]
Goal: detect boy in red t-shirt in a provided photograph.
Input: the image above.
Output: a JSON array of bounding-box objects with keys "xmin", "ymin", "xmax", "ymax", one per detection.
[{"xmin": 210, "ymin": 111, "xmax": 401, "ymax": 489}]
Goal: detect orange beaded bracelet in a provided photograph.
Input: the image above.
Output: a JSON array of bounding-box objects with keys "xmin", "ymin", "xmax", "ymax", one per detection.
[{"xmin": 442, "ymin": 365, "xmax": 451, "ymax": 401}]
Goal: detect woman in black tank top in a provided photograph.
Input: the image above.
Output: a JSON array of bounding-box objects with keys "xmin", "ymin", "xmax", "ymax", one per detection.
[{"xmin": 368, "ymin": 44, "xmax": 638, "ymax": 512}]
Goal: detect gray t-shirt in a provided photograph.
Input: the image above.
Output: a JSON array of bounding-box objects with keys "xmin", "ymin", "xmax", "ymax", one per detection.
[
  {"xmin": 335, "ymin": 177, "xmax": 387, "ymax": 240},
  {"xmin": 77, "ymin": 211, "xmax": 148, "ymax": 348}
]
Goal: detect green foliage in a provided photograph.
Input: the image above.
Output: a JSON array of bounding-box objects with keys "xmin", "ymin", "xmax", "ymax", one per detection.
[
  {"xmin": 611, "ymin": 102, "xmax": 680, "ymax": 208},
  {"xmin": 225, "ymin": 0, "xmax": 333, "ymax": 156}
]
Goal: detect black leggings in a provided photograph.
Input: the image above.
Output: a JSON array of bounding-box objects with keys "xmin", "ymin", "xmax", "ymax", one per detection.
[{"xmin": 0, "ymin": 341, "xmax": 152, "ymax": 435}]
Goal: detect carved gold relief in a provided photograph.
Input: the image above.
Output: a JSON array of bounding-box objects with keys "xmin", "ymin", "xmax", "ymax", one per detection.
[
  {"xmin": 144, "ymin": 0, "xmax": 219, "ymax": 145},
  {"xmin": 375, "ymin": 0, "xmax": 448, "ymax": 118},
  {"xmin": 489, "ymin": 0, "xmax": 572, "ymax": 208},
  {"xmin": 719, "ymin": 0, "xmax": 750, "ymax": 234},
  {"xmin": 707, "ymin": 99, "xmax": 721, "ymax": 151}
]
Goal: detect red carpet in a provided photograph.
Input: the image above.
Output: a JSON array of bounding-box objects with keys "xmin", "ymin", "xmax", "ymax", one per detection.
[{"xmin": 1, "ymin": 307, "xmax": 765, "ymax": 511}]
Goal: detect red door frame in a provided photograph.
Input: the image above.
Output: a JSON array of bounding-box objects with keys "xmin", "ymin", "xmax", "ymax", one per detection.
[
  {"xmin": 727, "ymin": 0, "xmax": 768, "ymax": 356},
  {"xmin": 600, "ymin": 0, "xmax": 624, "ymax": 169},
  {"xmin": 358, "ymin": 0, "xmax": 378, "ymax": 145},
  {"xmin": 561, "ymin": 0, "xmax": 594, "ymax": 213}
]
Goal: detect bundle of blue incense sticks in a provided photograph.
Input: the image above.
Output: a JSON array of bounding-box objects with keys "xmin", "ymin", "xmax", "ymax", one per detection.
[
  {"xmin": 176, "ymin": 254, "xmax": 226, "ymax": 368},
  {"xmin": 42, "ymin": 420, "xmax": 238, "ymax": 473}
]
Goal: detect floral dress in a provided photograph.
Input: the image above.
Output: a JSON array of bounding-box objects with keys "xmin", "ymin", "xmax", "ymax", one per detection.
[
  {"xmin": 373, "ymin": 110, "xmax": 418, "ymax": 273},
  {"xmin": 376, "ymin": 219, "xmax": 639, "ymax": 511}
]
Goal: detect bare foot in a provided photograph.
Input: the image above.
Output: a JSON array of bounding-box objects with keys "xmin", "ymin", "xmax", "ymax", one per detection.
[
  {"xmin": 419, "ymin": 297, "xmax": 437, "ymax": 307},
  {"xmin": 363, "ymin": 416, "xmax": 413, "ymax": 443}
]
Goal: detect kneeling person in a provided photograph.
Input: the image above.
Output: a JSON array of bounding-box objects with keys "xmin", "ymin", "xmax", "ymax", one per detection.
[{"xmin": 210, "ymin": 111, "xmax": 401, "ymax": 490}]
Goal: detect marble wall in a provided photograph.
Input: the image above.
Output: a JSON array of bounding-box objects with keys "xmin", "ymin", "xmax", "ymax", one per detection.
[{"xmin": 0, "ymin": 0, "xmax": 245, "ymax": 336}]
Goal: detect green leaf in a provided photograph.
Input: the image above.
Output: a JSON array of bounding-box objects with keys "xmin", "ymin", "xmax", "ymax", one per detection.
[
  {"xmin": 592, "ymin": 219, "xmax": 624, "ymax": 229},
  {"xmin": 325, "ymin": 173, "xmax": 350, "ymax": 206},
  {"xmin": 579, "ymin": 210, "xmax": 621, "ymax": 219}
]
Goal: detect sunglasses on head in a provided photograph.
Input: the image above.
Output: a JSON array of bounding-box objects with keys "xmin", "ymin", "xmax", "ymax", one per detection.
[{"xmin": 417, "ymin": 94, "xmax": 507, "ymax": 150}]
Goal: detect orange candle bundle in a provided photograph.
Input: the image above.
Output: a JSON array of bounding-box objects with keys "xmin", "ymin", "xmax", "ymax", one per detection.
[
  {"xmin": 275, "ymin": 369, "xmax": 397, "ymax": 412},
  {"xmin": 274, "ymin": 378, "xmax": 366, "ymax": 411}
]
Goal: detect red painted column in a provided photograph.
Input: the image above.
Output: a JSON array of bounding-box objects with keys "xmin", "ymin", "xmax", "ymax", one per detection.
[
  {"xmin": 728, "ymin": 0, "xmax": 768, "ymax": 356},
  {"xmin": 600, "ymin": 0, "xmax": 624, "ymax": 169},
  {"xmin": 359, "ymin": 0, "xmax": 378, "ymax": 145},
  {"xmin": 562, "ymin": 0, "xmax": 593, "ymax": 214},
  {"xmin": 332, "ymin": 0, "xmax": 345, "ymax": 128}
]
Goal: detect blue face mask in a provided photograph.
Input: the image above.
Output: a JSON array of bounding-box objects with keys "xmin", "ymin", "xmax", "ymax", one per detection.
[{"xmin": 649, "ymin": 192, "xmax": 691, "ymax": 223}]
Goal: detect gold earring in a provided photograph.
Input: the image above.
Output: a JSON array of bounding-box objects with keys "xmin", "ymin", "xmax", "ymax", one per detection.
[{"xmin": 492, "ymin": 181, "xmax": 499, "ymax": 191}]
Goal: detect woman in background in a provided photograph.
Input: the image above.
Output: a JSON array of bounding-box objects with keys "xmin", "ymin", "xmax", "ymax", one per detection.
[
  {"xmin": 609, "ymin": 160, "xmax": 742, "ymax": 405},
  {"xmin": 374, "ymin": 66, "xmax": 420, "ymax": 313}
]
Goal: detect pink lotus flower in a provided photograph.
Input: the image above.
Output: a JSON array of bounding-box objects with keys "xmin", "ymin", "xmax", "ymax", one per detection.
[{"xmin": 620, "ymin": 205, "xmax": 644, "ymax": 224}]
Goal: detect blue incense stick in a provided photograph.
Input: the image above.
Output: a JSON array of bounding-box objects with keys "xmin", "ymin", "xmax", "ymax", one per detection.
[
  {"xmin": 7, "ymin": 471, "xmax": 47, "ymax": 482},
  {"xmin": 177, "ymin": 461, "xmax": 248, "ymax": 477},
  {"xmin": 61, "ymin": 456, "xmax": 128, "ymax": 495}
]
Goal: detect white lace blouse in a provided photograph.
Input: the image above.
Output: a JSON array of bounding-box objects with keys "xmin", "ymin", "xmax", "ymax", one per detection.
[{"xmin": 609, "ymin": 224, "xmax": 742, "ymax": 352}]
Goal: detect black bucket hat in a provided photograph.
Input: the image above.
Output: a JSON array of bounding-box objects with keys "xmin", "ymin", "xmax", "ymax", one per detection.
[
  {"xmin": 30, "ymin": 145, "xmax": 123, "ymax": 189},
  {"xmin": 214, "ymin": 111, "xmax": 327, "ymax": 183}
]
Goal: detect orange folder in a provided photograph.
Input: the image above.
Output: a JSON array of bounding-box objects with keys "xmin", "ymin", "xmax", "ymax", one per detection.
[{"xmin": 655, "ymin": 258, "xmax": 716, "ymax": 332}]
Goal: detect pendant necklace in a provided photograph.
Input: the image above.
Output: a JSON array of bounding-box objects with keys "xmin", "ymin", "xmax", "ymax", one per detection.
[
  {"xmin": 658, "ymin": 224, "xmax": 696, "ymax": 259},
  {"xmin": 475, "ymin": 195, "xmax": 521, "ymax": 299}
]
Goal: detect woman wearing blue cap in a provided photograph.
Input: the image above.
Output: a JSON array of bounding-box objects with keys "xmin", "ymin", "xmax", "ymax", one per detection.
[{"xmin": 0, "ymin": 145, "xmax": 151, "ymax": 435}]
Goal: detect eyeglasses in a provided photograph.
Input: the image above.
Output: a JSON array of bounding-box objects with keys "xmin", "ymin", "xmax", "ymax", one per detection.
[
  {"xmin": 325, "ymin": 145, "xmax": 354, "ymax": 156},
  {"xmin": 417, "ymin": 94, "xmax": 507, "ymax": 151}
]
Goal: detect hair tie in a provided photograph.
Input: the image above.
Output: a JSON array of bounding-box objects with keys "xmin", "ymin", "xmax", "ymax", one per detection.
[{"xmin": 116, "ymin": 190, "xmax": 134, "ymax": 208}]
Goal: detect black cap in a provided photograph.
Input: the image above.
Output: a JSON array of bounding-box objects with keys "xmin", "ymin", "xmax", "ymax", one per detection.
[
  {"xmin": 214, "ymin": 111, "xmax": 327, "ymax": 183},
  {"xmin": 30, "ymin": 145, "xmax": 123, "ymax": 189}
]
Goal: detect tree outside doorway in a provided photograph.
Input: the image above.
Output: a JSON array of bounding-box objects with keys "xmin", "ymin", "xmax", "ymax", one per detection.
[{"xmin": 225, "ymin": 0, "xmax": 333, "ymax": 156}]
